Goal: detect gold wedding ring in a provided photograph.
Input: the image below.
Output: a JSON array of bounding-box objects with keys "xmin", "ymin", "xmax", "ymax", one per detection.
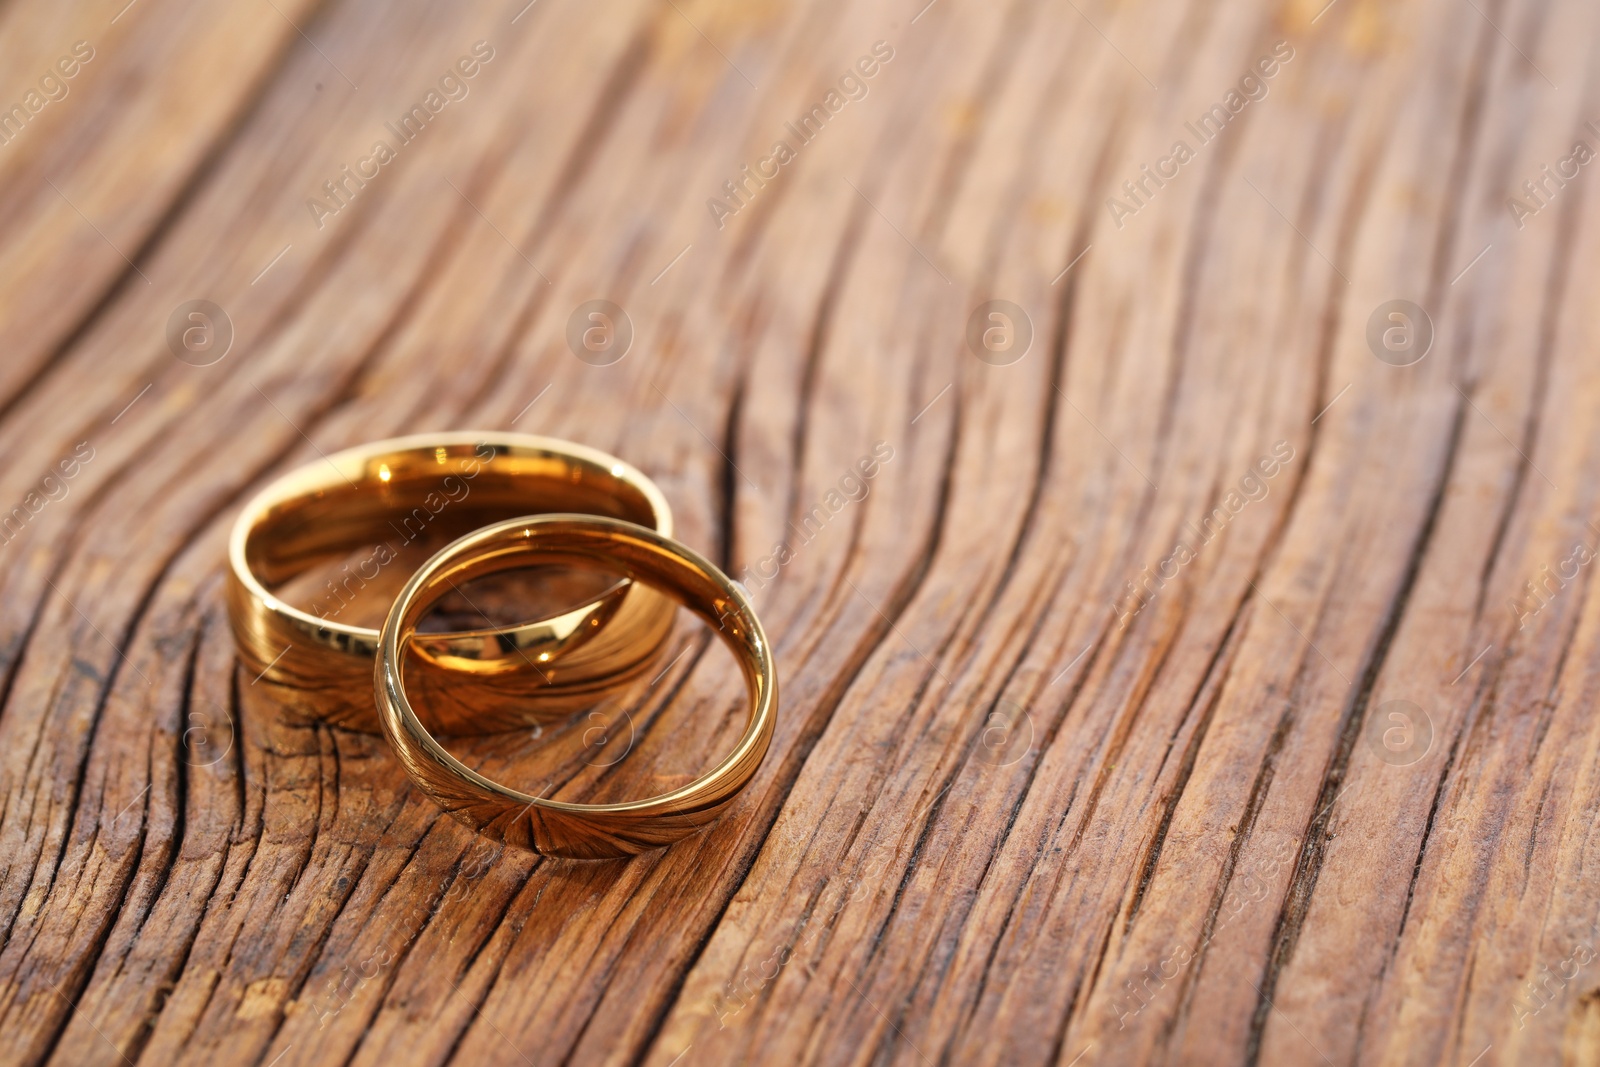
[
  {"xmin": 228, "ymin": 433, "xmax": 675, "ymax": 732},
  {"xmin": 375, "ymin": 516, "xmax": 776, "ymax": 858}
]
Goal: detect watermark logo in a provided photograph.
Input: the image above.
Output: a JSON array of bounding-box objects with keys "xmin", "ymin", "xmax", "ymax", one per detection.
[
  {"xmin": 0, "ymin": 40, "xmax": 95, "ymax": 149},
  {"xmin": 706, "ymin": 41, "xmax": 896, "ymax": 229},
  {"xmin": 1508, "ymin": 135, "xmax": 1597, "ymax": 230},
  {"xmin": 182, "ymin": 701, "xmax": 235, "ymax": 768},
  {"xmin": 1365, "ymin": 699, "xmax": 1433, "ymax": 766},
  {"xmin": 579, "ymin": 706, "xmax": 635, "ymax": 767},
  {"xmin": 966, "ymin": 300, "xmax": 1032, "ymax": 366},
  {"xmin": 976, "ymin": 699, "xmax": 1034, "ymax": 767},
  {"xmin": 1513, "ymin": 941, "xmax": 1595, "ymax": 1029},
  {"xmin": 1508, "ymin": 526, "xmax": 1599, "ymax": 629},
  {"xmin": 567, "ymin": 299, "xmax": 632, "ymax": 366},
  {"xmin": 0, "ymin": 441, "xmax": 94, "ymax": 548},
  {"xmin": 1114, "ymin": 441, "xmax": 1295, "ymax": 626},
  {"xmin": 729, "ymin": 443, "xmax": 894, "ymax": 601},
  {"xmin": 1366, "ymin": 300, "xmax": 1433, "ymax": 367},
  {"xmin": 1106, "ymin": 41, "xmax": 1295, "ymax": 229},
  {"xmin": 167, "ymin": 300, "xmax": 233, "ymax": 366},
  {"xmin": 307, "ymin": 41, "xmax": 496, "ymax": 230}
]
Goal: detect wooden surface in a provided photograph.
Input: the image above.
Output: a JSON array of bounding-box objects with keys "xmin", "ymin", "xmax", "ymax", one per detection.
[{"xmin": 2, "ymin": 0, "xmax": 1600, "ymax": 1063}]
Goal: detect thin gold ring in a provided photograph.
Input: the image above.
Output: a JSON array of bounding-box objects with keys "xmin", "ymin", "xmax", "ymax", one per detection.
[
  {"xmin": 375, "ymin": 515, "xmax": 776, "ymax": 859},
  {"xmin": 227, "ymin": 432, "xmax": 675, "ymax": 732}
]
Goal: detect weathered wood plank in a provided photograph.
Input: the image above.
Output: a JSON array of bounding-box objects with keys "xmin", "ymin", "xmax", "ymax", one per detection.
[{"xmin": 2, "ymin": 0, "xmax": 1599, "ymax": 1064}]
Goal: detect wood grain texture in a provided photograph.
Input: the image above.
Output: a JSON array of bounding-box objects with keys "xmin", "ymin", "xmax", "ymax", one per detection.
[{"xmin": 1, "ymin": 0, "xmax": 1598, "ymax": 1064}]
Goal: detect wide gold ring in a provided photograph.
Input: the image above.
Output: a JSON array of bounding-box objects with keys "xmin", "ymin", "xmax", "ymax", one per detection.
[
  {"xmin": 227, "ymin": 432, "xmax": 675, "ymax": 732},
  {"xmin": 375, "ymin": 515, "xmax": 776, "ymax": 859}
]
